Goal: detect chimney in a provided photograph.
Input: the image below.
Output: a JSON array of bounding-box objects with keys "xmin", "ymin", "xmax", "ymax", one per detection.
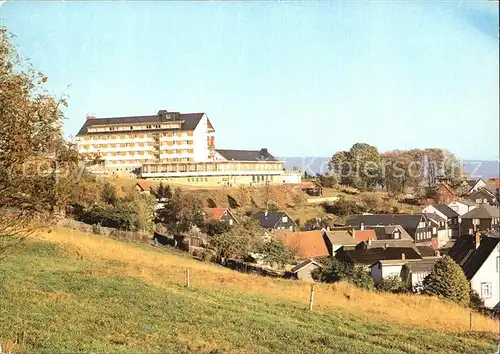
[
  {"xmin": 368, "ymin": 239, "xmax": 372, "ymax": 247},
  {"xmin": 360, "ymin": 222, "xmax": 365, "ymax": 231},
  {"xmin": 401, "ymin": 253, "xmax": 406, "ymax": 260},
  {"xmin": 435, "ymin": 250, "xmax": 441, "ymax": 257},
  {"xmin": 475, "ymin": 231, "xmax": 481, "ymax": 249},
  {"xmin": 264, "ymin": 210, "xmax": 268, "ymax": 217},
  {"xmin": 384, "ymin": 242, "xmax": 389, "ymax": 249},
  {"xmin": 351, "ymin": 228, "xmax": 356, "ymax": 239}
]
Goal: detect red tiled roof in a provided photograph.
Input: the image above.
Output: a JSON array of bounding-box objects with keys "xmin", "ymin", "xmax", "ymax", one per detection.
[
  {"xmin": 488, "ymin": 178, "xmax": 500, "ymax": 187},
  {"xmin": 353, "ymin": 230, "xmax": 376, "ymax": 243},
  {"xmin": 135, "ymin": 181, "xmax": 151, "ymax": 191},
  {"xmin": 276, "ymin": 231, "xmax": 329, "ymax": 259},
  {"xmin": 204, "ymin": 208, "xmax": 227, "ymax": 221}
]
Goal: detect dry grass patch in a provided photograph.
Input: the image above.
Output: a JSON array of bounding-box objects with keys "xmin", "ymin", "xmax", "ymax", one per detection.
[{"xmin": 40, "ymin": 227, "xmax": 499, "ymax": 334}]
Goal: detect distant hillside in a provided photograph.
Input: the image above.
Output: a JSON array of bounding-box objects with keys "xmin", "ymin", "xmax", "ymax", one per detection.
[
  {"xmin": 0, "ymin": 227, "xmax": 496, "ymax": 353},
  {"xmin": 283, "ymin": 157, "xmax": 499, "ymax": 179}
]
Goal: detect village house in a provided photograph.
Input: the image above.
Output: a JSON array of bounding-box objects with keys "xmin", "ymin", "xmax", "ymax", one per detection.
[
  {"xmin": 401, "ymin": 259, "xmax": 438, "ymax": 290},
  {"xmin": 449, "ymin": 233, "xmax": 500, "ymax": 309},
  {"xmin": 335, "ymin": 247, "xmax": 422, "ymax": 272},
  {"xmin": 466, "ymin": 188, "xmax": 498, "ymax": 207},
  {"xmin": 289, "ymin": 259, "xmax": 323, "ymax": 281},
  {"xmin": 424, "ymin": 183, "xmax": 457, "ymax": 204},
  {"xmin": 203, "ymin": 207, "xmax": 238, "ymax": 226},
  {"xmin": 463, "ymin": 179, "xmax": 487, "ymax": 195},
  {"xmin": 459, "ymin": 204, "xmax": 500, "ymax": 236},
  {"xmin": 253, "ymin": 211, "xmax": 297, "ymax": 232},
  {"xmin": 276, "ymin": 230, "xmax": 330, "ymax": 260},
  {"xmin": 346, "ymin": 214, "xmax": 438, "ymax": 248},
  {"xmin": 448, "ymin": 199, "xmax": 478, "ymax": 216},
  {"xmin": 300, "ymin": 181, "xmax": 323, "ymax": 197},
  {"xmin": 134, "ymin": 181, "xmax": 152, "ymax": 195},
  {"xmin": 321, "ymin": 227, "xmax": 376, "ymax": 256},
  {"xmin": 422, "ymin": 203, "xmax": 460, "ymax": 240}
]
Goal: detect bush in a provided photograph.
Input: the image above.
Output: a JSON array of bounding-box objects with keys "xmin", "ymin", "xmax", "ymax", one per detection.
[
  {"xmin": 422, "ymin": 257, "xmax": 470, "ymax": 306},
  {"xmin": 92, "ymin": 223, "xmax": 101, "ymax": 235},
  {"xmin": 322, "ymin": 197, "xmax": 366, "ymax": 216},
  {"xmin": 312, "ymin": 257, "xmax": 374, "ymax": 291},
  {"xmin": 376, "ymin": 276, "xmax": 407, "ymax": 293}
]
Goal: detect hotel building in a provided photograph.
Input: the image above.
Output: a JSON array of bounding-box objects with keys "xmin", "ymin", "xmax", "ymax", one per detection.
[{"xmin": 76, "ymin": 109, "xmax": 301, "ymax": 186}]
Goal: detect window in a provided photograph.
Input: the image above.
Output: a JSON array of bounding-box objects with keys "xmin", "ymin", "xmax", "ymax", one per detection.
[
  {"xmin": 476, "ymin": 199, "xmax": 482, "ymax": 203},
  {"xmin": 481, "ymin": 282, "xmax": 492, "ymax": 298},
  {"xmin": 473, "ymin": 218, "xmax": 480, "ymax": 225},
  {"xmin": 282, "ymin": 216, "xmax": 288, "ymax": 223},
  {"xmin": 393, "ymin": 231, "xmax": 400, "ymax": 239}
]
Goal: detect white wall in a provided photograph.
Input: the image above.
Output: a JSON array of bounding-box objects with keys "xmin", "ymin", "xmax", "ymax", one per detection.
[
  {"xmin": 469, "ymin": 180, "xmax": 487, "ymax": 194},
  {"xmin": 448, "ymin": 201, "xmax": 477, "ymax": 216},
  {"xmin": 410, "ymin": 271, "xmax": 430, "ymax": 290},
  {"xmin": 371, "ymin": 263, "xmax": 403, "ymax": 283},
  {"xmin": 470, "ymin": 244, "xmax": 500, "ymax": 308},
  {"xmin": 437, "ymin": 229, "xmax": 449, "ymax": 247},
  {"xmin": 193, "ymin": 114, "xmax": 209, "ymax": 162}
]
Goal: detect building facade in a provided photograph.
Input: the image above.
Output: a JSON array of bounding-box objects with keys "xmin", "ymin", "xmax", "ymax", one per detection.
[{"xmin": 76, "ymin": 109, "xmax": 301, "ymax": 186}]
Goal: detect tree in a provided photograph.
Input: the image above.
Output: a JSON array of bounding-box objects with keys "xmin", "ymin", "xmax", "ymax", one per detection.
[
  {"xmin": 203, "ymin": 219, "xmax": 232, "ymax": 236},
  {"xmin": 376, "ymin": 275, "xmax": 408, "ymax": 293},
  {"xmin": 0, "ymin": 28, "xmax": 67, "ymax": 258},
  {"xmin": 329, "ymin": 143, "xmax": 381, "ymax": 191},
  {"xmin": 255, "ymin": 240, "xmax": 292, "ymax": 268},
  {"xmin": 210, "ymin": 217, "xmax": 263, "ymax": 261},
  {"xmin": 317, "ymin": 174, "xmax": 337, "ymax": 188},
  {"xmin": 101, "ymin": 181, "xmax": 118, "ymax": 206},
  {"xmin": 156, "ymin": 188, "xmax": 205, "ymax": 235},
  {"xmin": 421, "ymin": 257, "xmax": 470, "ymax": 306},
  {"xmin": 155, "ymin": 182, "xmax": 172, "ymax": 201},
  {"xmin": 311, "ymin": 257, "xmax": 374, "ymax": 290}
]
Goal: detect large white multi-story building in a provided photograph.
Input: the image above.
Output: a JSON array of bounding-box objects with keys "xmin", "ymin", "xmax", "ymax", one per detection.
[
  {"xmin": 76, "ymin": 109, "xmax": 301, "ymax": 186},
  {"xmin": 77, "ymin": 110, "xmax": 215, "ymax": 171}
]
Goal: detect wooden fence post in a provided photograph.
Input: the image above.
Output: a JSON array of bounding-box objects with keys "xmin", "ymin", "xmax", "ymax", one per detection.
[
  {"xmin": 469, "ymin": 311, "xmax": 472, "ymax": 331},
  {"xmin": 185, "ymin": 269, "xmax": 190, "ymax": 288},
  {"xmin": 309, "ymin": 283, "xmax": 315, "ymax": 312}
]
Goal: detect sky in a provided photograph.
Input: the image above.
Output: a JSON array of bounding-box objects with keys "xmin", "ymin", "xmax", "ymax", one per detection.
[{"xmin": 1, "ymin": 1, "xmax": 499, "ymax": 160}]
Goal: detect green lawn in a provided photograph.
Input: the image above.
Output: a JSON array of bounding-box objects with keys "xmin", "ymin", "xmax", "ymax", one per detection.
[{"xmin": 0, "ymin": 241, "xmax": 496, "ymax": 353}]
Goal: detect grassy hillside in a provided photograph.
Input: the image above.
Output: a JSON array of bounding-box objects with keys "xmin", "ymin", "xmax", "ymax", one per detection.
[{"xmin": 0, "ymin": 228, "xmax": 498, "ymax": 353}]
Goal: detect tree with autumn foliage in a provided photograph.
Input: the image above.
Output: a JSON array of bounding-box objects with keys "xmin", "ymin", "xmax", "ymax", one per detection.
[{"xmin": 0, "ymin": 28, "xmax": 73, "ymax": 257}]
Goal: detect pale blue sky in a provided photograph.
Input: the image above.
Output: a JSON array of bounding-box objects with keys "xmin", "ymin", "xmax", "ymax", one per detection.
[{"xmin": 1, "ymin": 2, "xmax": 498, "ymax": 160}]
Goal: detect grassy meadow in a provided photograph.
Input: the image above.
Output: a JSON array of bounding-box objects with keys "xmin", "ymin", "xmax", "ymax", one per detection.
[{"xmin": 0, "ymin": 227, "xmax": 498, "ymax": 353}]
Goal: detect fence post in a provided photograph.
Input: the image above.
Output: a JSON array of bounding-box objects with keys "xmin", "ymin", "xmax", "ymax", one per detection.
[
  {"xmin": 309, "ymin": 283, "xmax": 315, "ymax": 312},
  {"xmin": 185, "ymin": 269, "xmax": 190, "ymax": 288},
  {"xmin": 469, "ymin": 311, "xmax": 472, "ymax": 331}
]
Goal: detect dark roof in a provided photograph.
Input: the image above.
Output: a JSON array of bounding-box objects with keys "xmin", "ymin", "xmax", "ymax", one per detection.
[
  {"xmin": 346, "ymin": 214, "xmax": 426, "ymax": 237},
  {"xmin": 469, "ymin": 188, "xmax": 497, "ymax": 199},
  {"xmin": 291, "ymin": 259, "xmax": 322, "ymax": 273},
  {"xmin": 416, "ymin": 245, "xmax": 437, "ymax": 257},
  {"xmin": 466, "ymin": 179, "xmax": 482, "ymax": 187},
  {"xmin": 76, "ymin": 111, "xmax": 205, "ymax": 136},
  {"xmin": 341, "ymin": 247, "xmax": 422, "ymax": 265},
  {"xmin": 366, "ymin": 225, "xmax": 413, "ymax": 240},
  {"xmin": 431, "ymin": 204, "xmax": 459, "ymax": 218},
  {"xmin": 215, "ymin": 149, "xmax": 278, "ymax": 162},
  {"xmin": 404, "ymin": 259, "xmax": 438, "ymax": 272},
  {"xmin": 253, "ymin": 211, "xmax": 294, "ymax": 229},
  {"xmin": 449, "ymin": 235, "xmax": 500, "ymax": 280},
  {"xmin": 461, "ymin": 204, "xmax": 500, "ymax": 219}
]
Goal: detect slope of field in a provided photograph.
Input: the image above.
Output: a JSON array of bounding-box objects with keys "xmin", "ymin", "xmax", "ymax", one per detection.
[{"xmin": 0, "ymin": 228, "xmax": 498, "ymax": 353}]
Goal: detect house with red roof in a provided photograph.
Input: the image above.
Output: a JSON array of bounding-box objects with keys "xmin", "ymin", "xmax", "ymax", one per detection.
[
  {"xmin": 203, "ymin": 208, "xmax": 238, "ymax": 226},
  {"xmin": 134, "ymin": 181, "xmax": 152, "ymax": 195}
]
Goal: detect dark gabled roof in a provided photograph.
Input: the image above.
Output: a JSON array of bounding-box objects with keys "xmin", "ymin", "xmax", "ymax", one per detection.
[
  {"xmin": 76, "ymin": 111, "xmax": 205, "ymax": 136},
  {"xmin": 416, "ymin": 245, "xmax": 437, "ymax": 257},
  {"xmin": 291, "ymin": 259, "xmax": 323, "ymax": 273},
  {"xmin": 469, "ymin": 188, "xmax": 496, "ymax": 199},
  {"xmin": 366, "ymin": 225, "xmax": 413, "ymax": 241},
  {"xmin": 253, "ymin": 211, "xmax": 294, "ymax": 229},
  {"xmin": 449, "ymin": 235, "xmax": 500, "ymax": 280},
  {"xmin": 461, "ymin": 204, "xmax": 500, "ymax": 219},
  {"xmin": 431, "ymin": 204, "xmax": 459, "ymax": 218},
  {"xmin": 346, "ymin": 214, "xmax": 425, "ymax": 236},
  {"xmin": 342, "ymin": 247, "xmax": 422, "ymax": 265},
  {"xmin": 215, "ymin": 149, "xmax": 278, "ymax": 162},
  {"xmin": 403, "ymin": 259, "xmax": 438, "ymax": 272},
  {"xmin": 466, "ymin": 179, "xmax": 483, "ymax": 187}
]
